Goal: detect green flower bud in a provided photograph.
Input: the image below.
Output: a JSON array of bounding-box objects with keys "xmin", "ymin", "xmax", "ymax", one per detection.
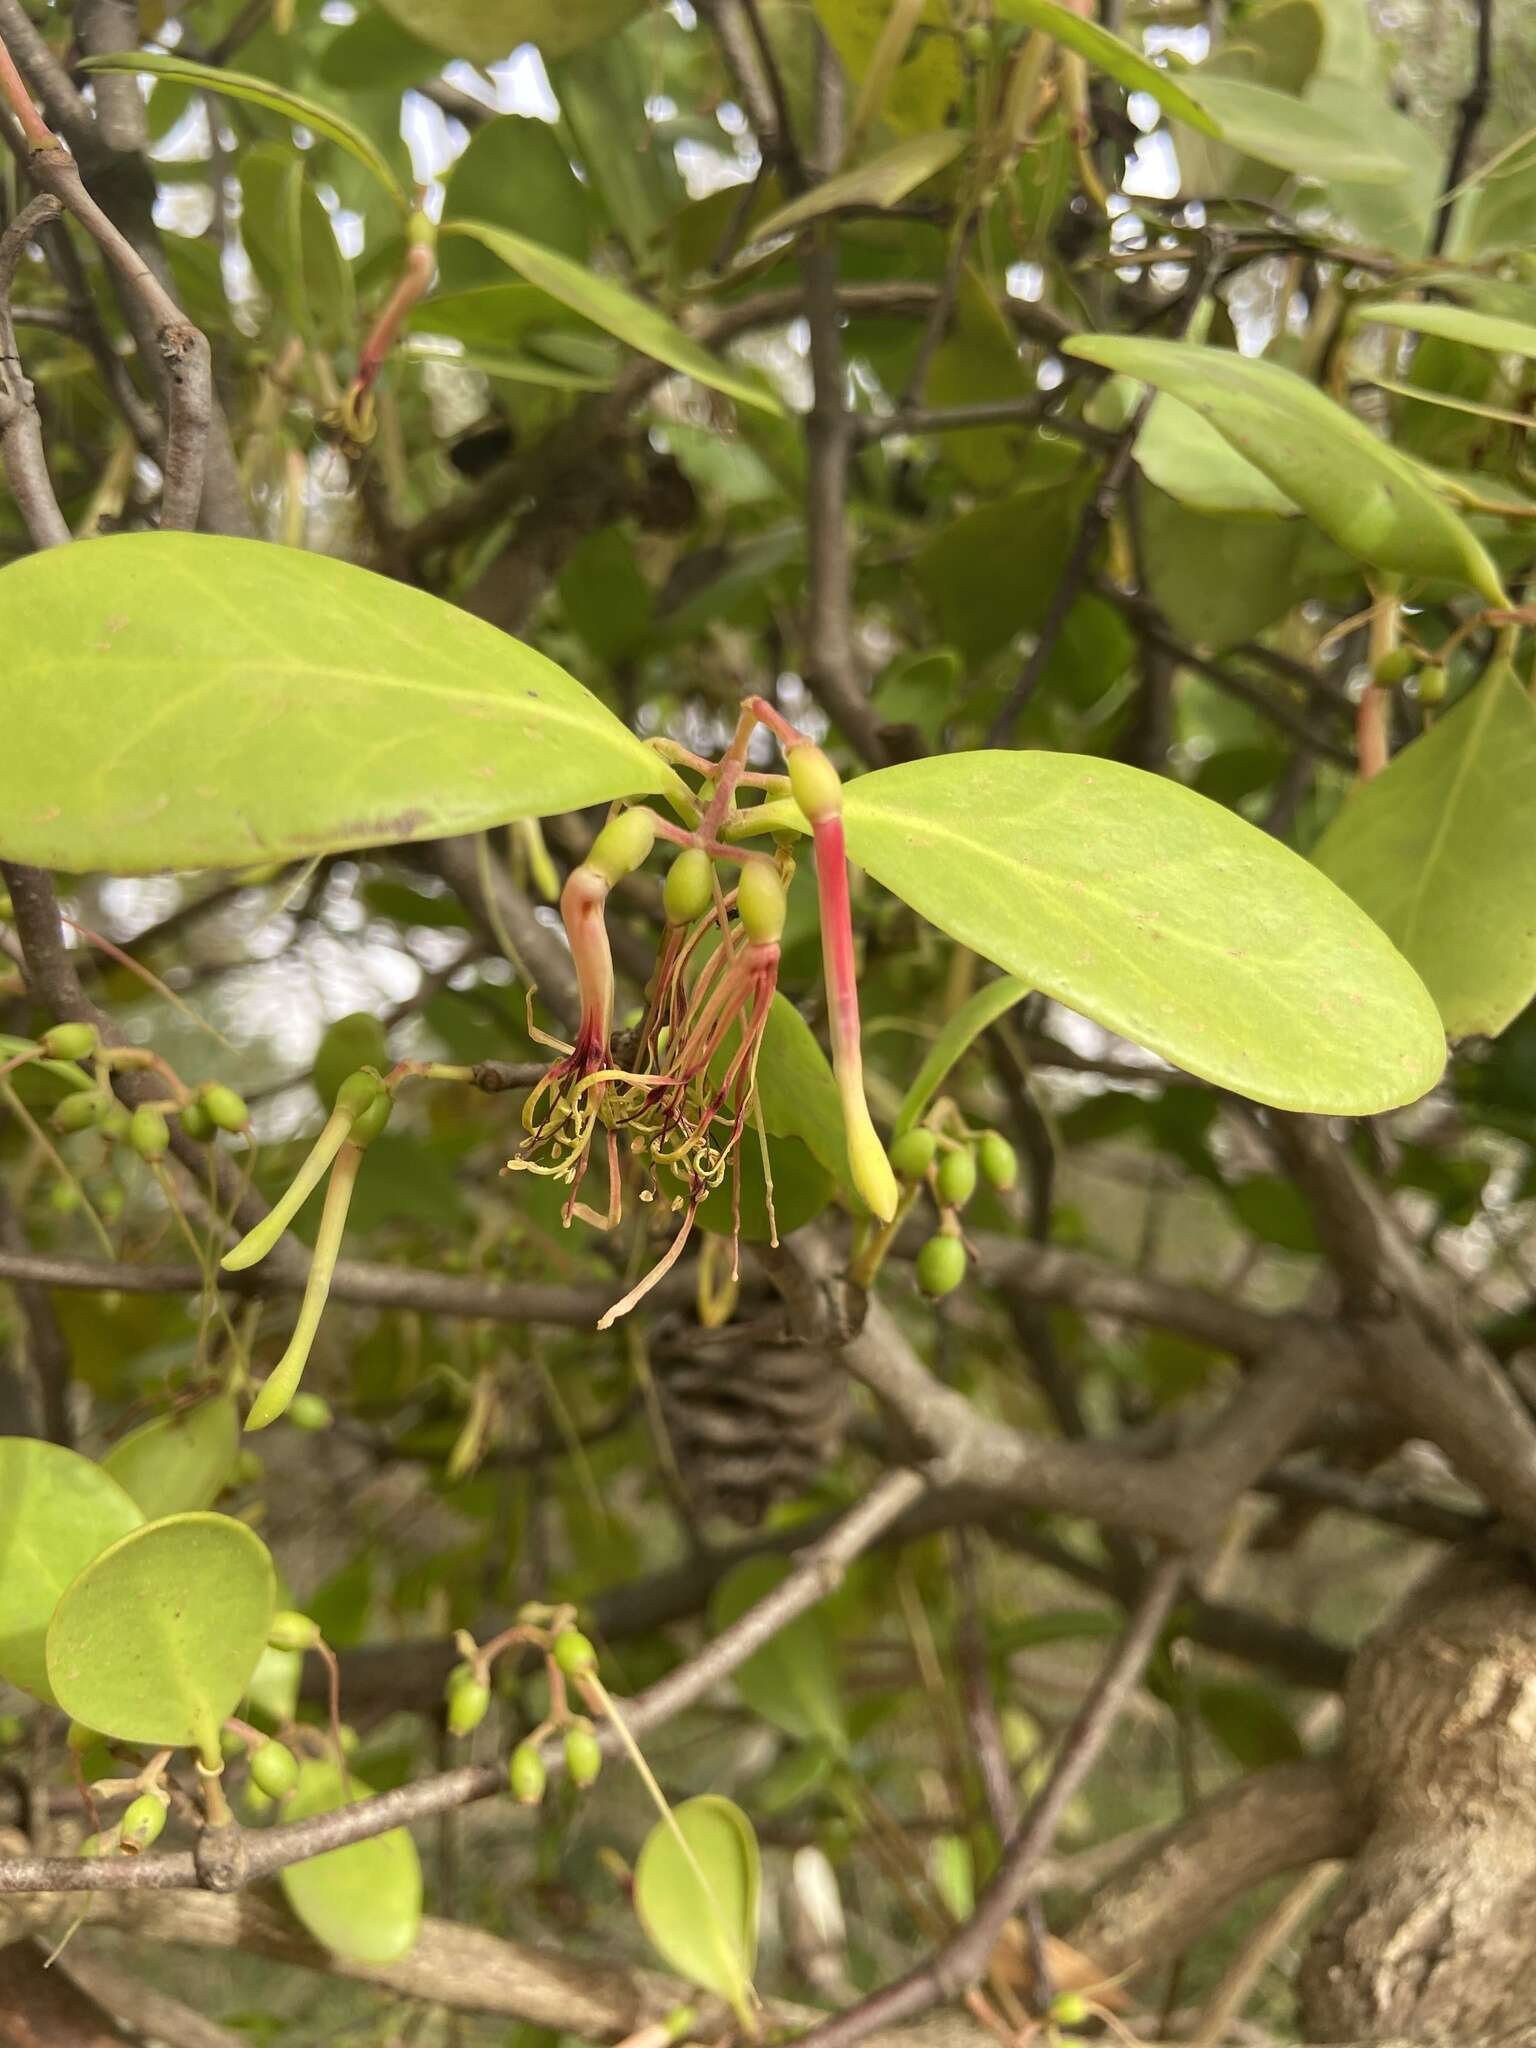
[
  {"xmin": 736, "ymin": 862, "xmax": 786, "ymax": 946},
  {"xmin": 314, "ymin": 1014, "xmax": 389, "ymax": 1112},
  {"xmin": 41, "ymin": 1023, "xmax": 97, "ymax": 1062},
  {"xmin": 287, "ymin": 1392, "xmax": 333, "ymax": 1432},
  {"xmin": 120, "ymin": 1792, "xmax": 167, "ymax": 1852},
  {"xmin": 551, "ymin": 1630, "xmax": 597, "ymax": 1678},
  {"xmin": 587, "ymin": 808, "xmax": 656, "ymax": 886},
  {"xmin": 979, "ymin": 1133, "xmax": 1018, "ymax": 1191},
  {"xmin": 663, "ymin": 847, "xmax": 714, "ymax": 926},
  {"xmin": 95, "ymin": 1180, "xmax": 125, "ymax": 1225},
  {"xmin": 889, "ymin": 1127, "xmax": 937, "ymax": 1181},
  {"xmin": 179, "ymin": 1099, "xmax": 215, "ymax": 1142},
  {"xmin": 787, "ymin": 743, "xmax": 842, "ymax": 824},
  {"xmin": 99, "ymin": 1104, "xmax": 132, "ymax": 1144},
  {"xmin": 249, "ymin": 1739, "xmax": 300, "ymax": 1800},
  {"xmin": 509, "ymin": 1741, "xmax": 547, "ymax": 1806},
  {"xmin": 129, "ymin": 1106, "xmax": 170, "ymax": 1162},
  {"xmin": 348, "ymin": 1085, "xmax": 393, "ymax": 1148},
  {"xmin": 1371, "ymin": 645, "xmax": 1420, "ymax": 688},
  {"xmin": 936, "ymin": 1146, "xmax": 978, "ymax": 1211},
  {"xmin": 917, "ymin": 1233, "xmax": 967, "ymax": 1298},
  {"xmin": 563, "ymin": 1724, "xmax": 603, "ymax": 1788},
  {"xmin": 48, "ymin": 1180, "xmax": 81, "ymax": 1216},
  {"xmin": 1415, "ymin": 665, "xmax": 1448, "ymax": 705},
  {"xmin": 447, "ymin": 1676, "xmax": 491, "ymax": 1736},
  {"xmin": 335, "ymin": 1069, "xmax": 384, "ymax": 1120},
  {"xmin": 267, "ymin": 1609, "xmax": 321, "ymax": 1653},
  {"xmin": 201, "ymin": 1084, "xmax": 249, "ymax": 1133},
  {"xmin": 53, "ymin": 1090, "xmax": 106, "ymax": 1134}
]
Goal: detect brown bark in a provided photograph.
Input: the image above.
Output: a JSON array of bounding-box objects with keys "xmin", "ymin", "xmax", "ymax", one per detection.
[{"xmin": 0, "ymin": 1940, "xmax": 122, "ymax": 2048}]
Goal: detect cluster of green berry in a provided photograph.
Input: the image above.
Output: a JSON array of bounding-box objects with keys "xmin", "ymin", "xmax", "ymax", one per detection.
[
  {"xmin": 442, "ymin": 1614, "xmax": 605, "ymax": 1808},
  {"xmin": 889, "ymin": 1122, "xmax": 1018, "ymax": 1300},
  {"xmin": 1371, "ymin": 643, "xmax": 1447, "ymax": 703}
]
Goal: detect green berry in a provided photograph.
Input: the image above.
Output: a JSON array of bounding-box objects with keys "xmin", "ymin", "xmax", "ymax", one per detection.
[
  {"xmin": 1050, "ymin": 1992, "xmax": 1091, "ymax": 2027},
  {"xmin": 129, "ymin": 1106, "xmax": 170, "ymax": 1162},
  {"xmin": 563, "ymin": 1724, "xmax": 603, "ymax": 1788},
  {"xmin": 962, "ymin": 20, "xmax": 992, "ymax": 56},
  {"xmin": 95, "ymin": 1180, "xmax": 125, "ymax": 1224},
  {"xmin": 53, "ymin": 1090, "xmax": 106, "ymax": 1134},
  {"xmin": 314, "ymin": 1013, "xmax": 389, "ymax": 1112},
  {"xmin": 917, "ymin": 1233, "xmax": 967, "ymax": 1299},
  {"xmin": 936, "ymin": 1146, "xmax": 978, "ymax": 1210},
  {"xmin": 979, "ymin": 1132, "xmax": 1018, "ymax": 1192},
  {"xmin": 250, "ymin": 1740, "xmax": 300, "ymax": 1800},
  {"xmin": 663, "ymin": 847, "xmax": 714, "ymax": 926},
  {"xmin": 1372, "ymin": 645, "xmax": 1420, "ymax": 688},
  {"xmin": 99, "ymin": 1104, "xmax": 131, "ymax": 1144},
  {"xmin": 287, "ymin": 1392, "xmax": 333, "ymax": 1432},
  {"xmin": 41, "ymin": 1022, "xmax": 97, "ymax": 1062},
  {"xmin": 447, "ymin": 1676, "xmax": 491, "ymax": 1736},
  {"xmin": 48, "ymin": 1180, "xmax": 81, "ymax": 1216},
  {"xmin": 736, "ymin": 862, "xmax": 786, "ymax": 945},
  {"xmin": 120, "ymin": 1792, "xmax": 167, "ymax": 1851},
  {"xmin": 508, "ymin": 1741, "xmax": 547, "ymax": 1806},
  {"xmin": 235, "ymin": 1450, "xmax": 263, "ymax": 1484},
  {"xmin": 267, "ymin": 1609, "xmax": 321, "ymax": 1652},
  {"xmin": 1415, "ymin": 665, "xmax": 1448, "ymax": 705},
  {"xmin": 889, "ymin": 1127, "xmax": 937, "ymax": 1181},
  {"xmin": 551, "ymin": 1630, "xmax": 597, "ymax": 1678},
  {"xmin": 201, "ymin": 1084, "xmax": 249, "ymax": 1133},
  {"xmin": 179, "ymin": 1099, "xmax": 215, "ymax": 1142}
]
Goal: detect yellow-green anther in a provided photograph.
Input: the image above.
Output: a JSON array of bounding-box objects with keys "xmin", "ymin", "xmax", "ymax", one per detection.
[
  {"xmin": 587, "ymin": 808, "xmax": 656, "ymax": 886},
  {"xmin": 736, "ymin": 861, "xmax": 786, "ymax": 945},
  {"xmin": 220, "ymin": 1103, "xmax": 354, "ymax": 1271},
  {"xmin": 244, "ymin": 1144, "xmax": 363, "ymax": 1431}
]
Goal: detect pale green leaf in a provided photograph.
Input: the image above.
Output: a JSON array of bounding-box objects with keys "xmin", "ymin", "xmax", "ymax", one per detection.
[
  {"xmin": 445, "ymin": 222, "xmax": 780, "ymax": 413},
  {"xmin": 0, "ymin": 533, "xmax": 684, "ymax": 873},
  {"xmin": 0, "ymin": 1441, "xmax": 142, "ymax": 1704},
  {"xmin": 102, "ymin": 1396, "xmax": 241, "ymax": 1520},
  {"xmin": 1184, "ymin": 73, "xmax": 1407, "ymax": 183},
  {"xmin": 710, "ymin": 1557, "xmax": 849, "ymax": 1752},
  {"xmin": 279, "ymin": 1760, "xmax": 423, "ymax": 1961},
  {"xmin": 401, "ymin": 340, "xmax": 611, "ymax": 392},
  {"xmin": 842, "ymin": 753, "xmax": 1446, "ymax": 1113},
  {"xmin": 1312, "ymin": 664, "xmax": 1536, "ymax": 1040},
  {"xmin": 377, "ymin": 0, "xmax": 640, "ymax": 61},
  {"xmin": 750, "ymin": 131, "xmax": 968, "ymax": 241},
  {"xmin": 46, "ymin": 1512, "xmax": 276, "ymax": 1752},
  {"xmin": 633, "ymin": 1795, "xmax": 761, "ymax": 2022},
  {"xmin": 896, "ymin": 977, "xmax": 1030, "ymax": 1133},
  {"xmin": 1134, "ymin": 389, "xmax": 1301, "ymax": 517},
  {"xmin": 80, "ymin": 53, "xmax": 406, "ymax": 205},
  {"xmin": 1360, "ymin": 300, "xmax": 1536, "ymax": 360},
  {"xmin": 994, "ymin": 0, "xmax": 1220, "ymax": 134},
  {"xmin": 1063, "ymin": 336, "xmax": 1507, "ymax": 601}
]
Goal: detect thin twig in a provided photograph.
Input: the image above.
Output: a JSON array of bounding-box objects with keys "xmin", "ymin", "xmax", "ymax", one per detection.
[
  {"xmin": 0, "ymin": 191, "xmax": 69, "ymax": 547},
  {"xmin": 1431, "ymin": 0, "xmax": 1494, "ymax": 255}
]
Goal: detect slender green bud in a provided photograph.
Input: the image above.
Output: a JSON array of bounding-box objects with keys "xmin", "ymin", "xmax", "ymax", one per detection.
[
  {"xmin": 41, "ymin": 1023, "xmax": 97, "ymax": 1062},
  {"xmin": 979, "ymin": 1133, "xmax": 1018, "ymax": 1191},
  {"xmin": 736, "ymin": 862, "xmax": 786, "ymax": 945},
  {"xmin": 889, "ymin": 1127, "xmax": 937, "ymax": 1181},
  {"xmin": 447, "ymin": 1676, "xmax": 491, "ymax": 1736},
  {"xmin": 129, "ymin": 1106, "xmax": 170, "ymax": 1162},
  {"xmin": 509, "ymin": 1741, "xmax": 547, "ymax": 1805},
  {"xmin": 250, "ymin": 1740, "xmax": 300, "ymax": 1800},
  {"xmin": 844, "ymin": 1091, "xmax": 900, "ymax": 1226},
  {"xmin": 587, "ymin": 808, "xmax": 656, "ymax": 886},
  {"xmin": 267, "ymin": 1609, "xmax": 321, "ymax": 1652},
  {"xmin": 663, "ymin": 847, "xmax": 713, "ymax": 926},
  {"xmin": 120, "ymin": 1791, "xmax": 167, "ymax": 1851},
  {"xmin": 788, "ymin": 744, "xmax": 843, "ymax": 824},
  {"xmin": 563, "ymin": 1724, "xmax": 603, "ymax": 1788},
  {"xmin": 202, "ymin": 1084, "xmax": 249, "ymax": 1132},
  {"xmin": 936, "ymin": 1146, "xmax": 978, "ymax": 1211},
  {"xmin": 917, "ymin": 1234, "xmax": 967, "ymax": 1298},
  {"xmin": 551, "ymin": 1630, "xmax": 597, "ymax": 1678}
]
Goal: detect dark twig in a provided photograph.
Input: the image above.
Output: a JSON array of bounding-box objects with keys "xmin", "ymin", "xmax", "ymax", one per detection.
[
  {"xmin": 792, "ymin": 1557, "xmax": 1185, "ymax": 2047},
  {"xmin": 0, "ymin": 191, "xmax": 69, "ymax": 548},
  {"xmin": 1432, "ymin": 0, "xmax": 1495, "ymax": 254}
]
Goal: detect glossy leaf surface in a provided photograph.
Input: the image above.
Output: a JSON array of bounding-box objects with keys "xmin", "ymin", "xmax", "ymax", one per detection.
[
  {"xmin": 633, "ymin": 1794, "xmax": 761, "ymax": 2020},
  {"xmin": 278, "ymin": 1760, "xmax": 424, "ymax": 1961},
  {"xmin": 102, "ymin": 1396, "xmax": 241, "ymax": 1520},
  {"xmin": 0, "ymin": 1442, "xmax": 141, "ymax": 1704}
]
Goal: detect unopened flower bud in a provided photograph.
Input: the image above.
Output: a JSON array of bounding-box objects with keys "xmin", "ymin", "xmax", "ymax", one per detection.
[
  {"xmin": 663, "ymin": 847, "xmax": 713, "ymax": 926},
  {"xmin": 587, "ymin": 808, "xmax": 656, "ymax": 886},
  {"xmin": 736, "ymin": 862, "xmax": 786, "ymax": 945}
]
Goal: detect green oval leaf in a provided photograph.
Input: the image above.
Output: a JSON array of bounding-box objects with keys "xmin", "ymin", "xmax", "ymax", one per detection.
[
  {"xmin": 102, "ymin": 1396, "xmax": 241, "ymax": 1520},
  {"xmin": 278, "ymin": 1760, "xmax": 423, "ymax": 1963},
  {"xmin": 79, "ymin": 53, "xmax": 406, "ymax": 206},
  {"xmin": 633, "ymin": 1794, "xmax": 761, "ymax": 2022},
  {"xmin": 710, "ymin": 1557, "xmax": 849, "ymax": 1752},
  {"xmin": 1312, "ymin": 663, "xmax": 1536, "ymax": 1040},
  {"xmin": 1130, "ymin": 390, "xmax": 1301, "ymax": 518},
  {"xmin": 0, "ymin": 533, "xmax": 684, "ymax": 873},
  {"xmin": 842, "ymin": 753, "xmax": 1446, "ymax": 1113},
  {"xmin": 749, "ymin": 131, "xmax": 969, "ymax": 242},
  {"xmin": 0, "ymin": 1441, "xmax": 142, "ymax": 1704},
  {"xmin": 993, "ymin": 0, "xmax": 1220, "ymax": 135},
  {"xmin": 443, "ymin": 222, "xmax": 780, "ymax": 415},
  {"xmin": 1359, "ymin": 299, "xmax": 1536, "ymax": 360},
  {"xmin": 46, "ymin": 1512, "xmax": 276, "ymax": 1752},
  {"xmin": 1183, "ymin": 74, "xmax": 1407, "ymax": 183},
  {"xmin": 1063, "ymin": 336, "xmax": 1507, "ymax": 601}
]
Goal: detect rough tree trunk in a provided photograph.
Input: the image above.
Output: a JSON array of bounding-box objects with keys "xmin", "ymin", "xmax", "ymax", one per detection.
[{"xmin": 1300, "ymin": 1537, "xmax": 1536, "ymax": 2042}]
